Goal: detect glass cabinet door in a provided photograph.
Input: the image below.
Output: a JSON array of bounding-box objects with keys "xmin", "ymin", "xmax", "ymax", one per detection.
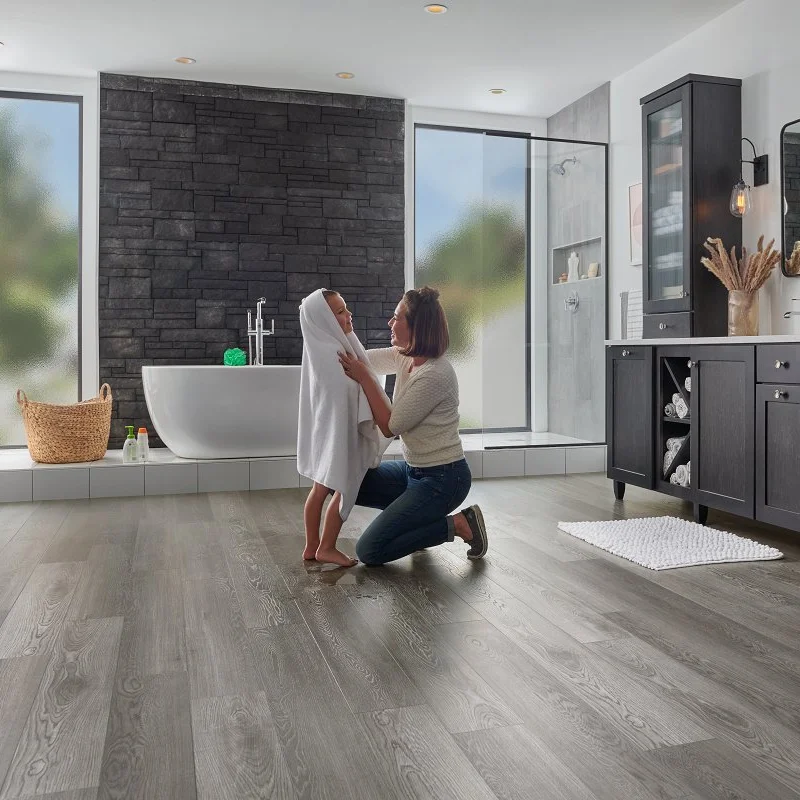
[{"xmin": 646, "ymin": 99, "xmax": 686, "ymax": 304}]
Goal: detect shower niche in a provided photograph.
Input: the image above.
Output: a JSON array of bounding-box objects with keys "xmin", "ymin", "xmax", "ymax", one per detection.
[{"xmin": 551, "ymin": 236, "xmax": 603, "ymax": 284}]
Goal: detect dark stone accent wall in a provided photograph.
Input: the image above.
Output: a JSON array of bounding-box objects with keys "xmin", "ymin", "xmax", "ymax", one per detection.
[{"xmin": 99, "ymin": 73, "xmax": 405, "ymax": 448}]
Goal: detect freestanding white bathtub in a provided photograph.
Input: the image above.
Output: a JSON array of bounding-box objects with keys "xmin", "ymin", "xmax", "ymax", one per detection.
[{"xmin": 142, "ymin": 365, "xmax": 301, "ymax": 459}]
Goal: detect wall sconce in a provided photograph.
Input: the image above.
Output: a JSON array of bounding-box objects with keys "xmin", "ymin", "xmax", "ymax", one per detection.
[{"xmin": 730, "ymin": 137, "xmax": 769, "ymax": 218}]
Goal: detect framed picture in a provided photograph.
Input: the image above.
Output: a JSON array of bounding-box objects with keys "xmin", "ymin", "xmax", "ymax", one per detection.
[{"xmin": 628, "ymin": 182, "xmax": 643, "ymax": 266}]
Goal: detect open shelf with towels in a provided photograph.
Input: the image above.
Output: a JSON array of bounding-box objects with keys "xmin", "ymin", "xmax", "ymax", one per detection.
[{"xmin": 658, "ymin": 352, "xmax": 692, "ymax": 492}]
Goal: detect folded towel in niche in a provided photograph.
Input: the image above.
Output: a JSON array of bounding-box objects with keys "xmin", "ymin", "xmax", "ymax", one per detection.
[
  {"xmin": 670, "ymin": 472, "xmax": 681, "ymax": 485},
  {"xmin": 665, "ymin": 403, "xmax": 677, "ymax": 417},
  {"xmin": 675, "ymin": 463, "xmax": 689, "ymax": 487},
  {"xmin": 297, "ymin": 289, "xmax": 392, "ymax": 521},
  {"xmin": 684, "ymin": 376, "xmax": 691, "ymax": 393}
]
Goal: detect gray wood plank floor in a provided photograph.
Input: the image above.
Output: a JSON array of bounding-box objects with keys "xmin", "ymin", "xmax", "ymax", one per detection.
[{"xmin": 0, "ymin": 474, "xmax": 799, "ymax": 799}]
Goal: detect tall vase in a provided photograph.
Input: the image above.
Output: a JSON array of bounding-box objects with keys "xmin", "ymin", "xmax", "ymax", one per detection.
[{"xmin": 728, "ymin": 289, "xmax": 759, "ymax": 336}]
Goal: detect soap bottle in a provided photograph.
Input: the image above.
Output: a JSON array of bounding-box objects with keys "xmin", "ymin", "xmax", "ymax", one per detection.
[
  {"xmin": 122, "ymin": 425, "xmax": 138, "ymax": 464},
  {"xmin": 137, "ymin": 427, "xmax": 149, "ymax": 462}
]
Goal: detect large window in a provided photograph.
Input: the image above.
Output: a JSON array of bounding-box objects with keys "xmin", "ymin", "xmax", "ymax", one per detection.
[
  {"xmin": 0, "ymin": 93, "xmax": 81, "ymax": 446},
  {"xmin": 414, "ymin": 125, "xmax": 530, "ymax": 432}
]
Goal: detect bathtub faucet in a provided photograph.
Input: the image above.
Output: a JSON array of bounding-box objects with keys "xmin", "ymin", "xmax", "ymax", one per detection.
[{"xmin": 247, "ymin": 297, "xmax": 275, "ymax": 365}]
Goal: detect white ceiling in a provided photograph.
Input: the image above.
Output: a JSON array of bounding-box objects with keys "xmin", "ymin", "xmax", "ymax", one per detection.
[{"xmin": 2, "ymin": 0, "xmax": 742, "ymax": 117}]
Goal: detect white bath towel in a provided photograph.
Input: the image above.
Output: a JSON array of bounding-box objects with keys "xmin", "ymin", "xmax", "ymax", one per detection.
[
  {"xmin": 673, "ymin": 393, "xmax": 689, "ymax": 419},
  {"xmin": 297, "ymin": 289, "xmax": 392, "ymax": 521}
]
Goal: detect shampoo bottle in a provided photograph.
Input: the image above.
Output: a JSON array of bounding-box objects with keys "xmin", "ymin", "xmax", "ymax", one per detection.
[
  {"xmin": 122, "ymin": 425, "xmax": 138, "ymax": 464},
  {"xmin": 137, "ymin": 427, "xmax": 149, "ymax": 462}
]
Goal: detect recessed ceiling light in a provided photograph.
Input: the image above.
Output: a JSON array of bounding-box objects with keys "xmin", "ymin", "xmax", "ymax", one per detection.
[
  {"xmin": 424, "ymin": 4, "xmax": 448, "ymax": 13},
  {"xmin": 174, "ymin": 56, "xmax": 196, "ymax": 65},
  {"xmin": 336, "ymin": 72, "xmax": 355, "ymax": 79},
  {"xmin": 489, "ymin": 88, "xmax": 507, "ymax": 95}
]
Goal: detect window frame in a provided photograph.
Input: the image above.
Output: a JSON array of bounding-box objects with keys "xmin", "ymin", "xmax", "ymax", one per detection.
[{"xmin": 0, "ymin": 90, "xmax": 83, "ymax": 447}]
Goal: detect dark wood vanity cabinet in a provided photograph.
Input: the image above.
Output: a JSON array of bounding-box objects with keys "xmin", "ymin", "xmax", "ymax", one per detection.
[
  {"xmin": 756, "ymin": 345, "xmax": 800, "ymax": 530},
  {"xmin": 606, "ymin": 346, "xmax": 653, "ymax": 496},
  {"xmin": 691, "ymin": 346, "xmax": 754, "ymax": 518},
  {"xmin": 607, "ymin": 342, "xmax": 799, "ymax": 532}
]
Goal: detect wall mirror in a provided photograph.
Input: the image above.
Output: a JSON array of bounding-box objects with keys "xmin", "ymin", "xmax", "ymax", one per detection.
[{"xmin": 781, "ymin": 117, "xmax": 800, "ymax": 276}]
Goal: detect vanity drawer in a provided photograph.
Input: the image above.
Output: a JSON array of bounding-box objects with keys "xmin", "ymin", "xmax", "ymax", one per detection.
[
  {"xmin": 643, "ymin": 312, "xmax": 691, "ymax": 339},
  {"xmin": 757, "ymin": 345, "xmax": 800, "ymax": 384}
]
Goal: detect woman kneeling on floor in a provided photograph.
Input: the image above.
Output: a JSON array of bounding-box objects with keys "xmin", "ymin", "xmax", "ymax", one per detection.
[{"xmin": 339, "ymin": 286, "xmax": 487, "ymax": 565}]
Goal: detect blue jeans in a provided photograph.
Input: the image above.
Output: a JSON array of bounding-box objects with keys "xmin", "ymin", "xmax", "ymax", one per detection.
[{"xmin": 354, "ymin": 459, "xmax": 472, "ymax": 565}]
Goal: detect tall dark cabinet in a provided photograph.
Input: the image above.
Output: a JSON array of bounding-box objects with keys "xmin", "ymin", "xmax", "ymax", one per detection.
[{"xmin": 641, "ymin": 74, "xmax": 742, "ymax": 338}]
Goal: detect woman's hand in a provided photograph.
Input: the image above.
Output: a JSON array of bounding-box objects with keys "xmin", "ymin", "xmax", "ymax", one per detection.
[{"xmin": 339, "ymin": 351, "xmax": 370, "ymax": 384}]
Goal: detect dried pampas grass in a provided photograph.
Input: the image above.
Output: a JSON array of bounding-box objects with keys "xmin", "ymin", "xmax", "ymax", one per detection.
[
  {"xmin": 701, "ymin": 235, "xmax": 782, "ymax": 292},
  {"xmin": 787, "ymin": 241, "xmax": 800, "ymax": 276}
]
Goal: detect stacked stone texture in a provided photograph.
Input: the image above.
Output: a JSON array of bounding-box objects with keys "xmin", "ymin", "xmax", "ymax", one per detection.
[{"xmin": 99, "ymin": 74, "xmax": 405, "ymax": 448}]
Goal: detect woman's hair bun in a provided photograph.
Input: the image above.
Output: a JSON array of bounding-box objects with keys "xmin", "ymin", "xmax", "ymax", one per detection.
[{"xmin": 416, "ymin": 286, "xmax": 439, "ymax": 303}]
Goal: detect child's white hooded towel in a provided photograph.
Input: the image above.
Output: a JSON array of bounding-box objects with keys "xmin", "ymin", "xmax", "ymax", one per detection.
[{"xmin": 297, "ymin": 289, "xmax": 392, "ymax": 520}]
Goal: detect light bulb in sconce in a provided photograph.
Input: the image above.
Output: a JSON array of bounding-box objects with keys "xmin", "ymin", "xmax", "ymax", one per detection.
[{"xmin": 730, "ymin": 179, "xmax": 751, "ymax": 217}]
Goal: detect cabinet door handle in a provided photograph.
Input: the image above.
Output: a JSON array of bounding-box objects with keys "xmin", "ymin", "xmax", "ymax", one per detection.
[
  {"xmin": 659, "ymin": 322, "xmax": 668, "ymax": 331},
  {"xmin": 621, "ymin": 349, "xmax": 631, "ymax": 357},
  {"xmin": 774, "ymin": 389, "xmax": 788, "ymax": 399},
  {"xmin": 775, "ymin": 360, "xmax": 788, "ymax": 369},
  {"xmin": 688, "ymin": 360, "xmax": 698, "ymax": 368}
]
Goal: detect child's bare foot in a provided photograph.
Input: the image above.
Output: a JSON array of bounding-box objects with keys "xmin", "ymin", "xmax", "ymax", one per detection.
[
  {"xmin": 315, "ymin": 546, "xmax": 358, "ymax": 568},
  {"xmin": 303, "ymin": 542, "xmax": 319, "ymax": 560}
]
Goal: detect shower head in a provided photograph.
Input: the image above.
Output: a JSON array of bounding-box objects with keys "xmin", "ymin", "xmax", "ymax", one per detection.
[{"xmin": 550, "ymin": 156, "xmax": 579, "ymax": 175}]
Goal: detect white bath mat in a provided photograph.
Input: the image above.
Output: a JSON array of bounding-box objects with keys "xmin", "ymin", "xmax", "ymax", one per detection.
[{"xmin": 557, "ymin": 516, "xmax": 783, "ymax": 570}]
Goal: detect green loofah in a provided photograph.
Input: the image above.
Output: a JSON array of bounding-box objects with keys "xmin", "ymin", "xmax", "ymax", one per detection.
[{"xmin": 223, "ymin": 347, "xmax": 247, "ymax": 366}]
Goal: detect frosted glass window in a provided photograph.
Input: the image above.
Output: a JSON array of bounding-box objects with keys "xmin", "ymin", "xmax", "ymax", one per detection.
[
  {"xmin": 414, "ymin": 126, "xmax": 529, "ymax": 431},
  {"xmin": 0, "ymin": 93, "xmax": 81, "ymax": 446}
]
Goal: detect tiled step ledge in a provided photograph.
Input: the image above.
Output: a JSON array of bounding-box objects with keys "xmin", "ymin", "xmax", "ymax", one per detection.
[{"xmin": 0, "ymin": 443, "xmax": 606, "ymax": 503}]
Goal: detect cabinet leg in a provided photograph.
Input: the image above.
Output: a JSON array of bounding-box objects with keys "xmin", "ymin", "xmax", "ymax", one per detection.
[
  {"xmin": 693, "ymin": 503, "xmax": 709, "ymax": 525},
  {"xmin": 613, "ymin": 481, "xmax": 626, "ymax": 501}
]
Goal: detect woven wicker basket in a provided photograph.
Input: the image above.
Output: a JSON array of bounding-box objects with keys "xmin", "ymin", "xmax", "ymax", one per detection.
[{"xmin": 16, "ymin": 384, "xmax": 113, "ymax": 464}]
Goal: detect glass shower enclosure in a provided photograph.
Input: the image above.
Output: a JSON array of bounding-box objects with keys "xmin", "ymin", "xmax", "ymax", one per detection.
[{"xmin": 414, "ymin": 125, "xmax": 608, "ymax": 449}]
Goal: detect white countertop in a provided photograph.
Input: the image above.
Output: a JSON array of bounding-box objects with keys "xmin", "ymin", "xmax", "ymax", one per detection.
[{"xmin": 606, "ymin": 336, "xmax": 800, "ymax": 346}]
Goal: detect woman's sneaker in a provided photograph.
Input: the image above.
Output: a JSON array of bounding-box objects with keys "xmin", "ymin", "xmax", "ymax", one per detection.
[{"xmin": 461, "ymin": 505, "xmax": 488, "ymax": 559}]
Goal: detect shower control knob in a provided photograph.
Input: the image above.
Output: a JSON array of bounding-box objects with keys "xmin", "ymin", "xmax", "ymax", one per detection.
[
  {"xmin": 775, "ymin": 389, "xmax": 788, "ymax": 399},
  {"xmin": 775, "ymin": 360, "xmax": 788, "ymax": 369}
]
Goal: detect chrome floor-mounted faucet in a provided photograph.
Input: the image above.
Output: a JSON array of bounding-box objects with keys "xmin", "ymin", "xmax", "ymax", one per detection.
[{"xmin": 247, "ymin": 297, "xmax": 275, "ymax": 365}]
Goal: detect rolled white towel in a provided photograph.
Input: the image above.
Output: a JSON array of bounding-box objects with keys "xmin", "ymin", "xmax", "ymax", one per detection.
[
  {"xmin": 675, "ymin": 463, "xmax": 689, "ymax": 487},
  {"xmin": 684, "ymin": 376, "xmax": 691, "ymax": 393},
  {"xmin": 666, "ymin": 435, "xmax": 686, "ymax": 451},
  {"xmin": 675, "ymin": 396, "xmax": 689, "ymax": 419},
  {"xmin": 663, "ymin": 449, "xmax": 677, "ymax": 474},
  {"xmin": 670, "ymin": 472, "xmax": 681, "ymax": 485},
  {"xmin": 665, "ymin": 403, "xmax": 677, "ymax": 418}
]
